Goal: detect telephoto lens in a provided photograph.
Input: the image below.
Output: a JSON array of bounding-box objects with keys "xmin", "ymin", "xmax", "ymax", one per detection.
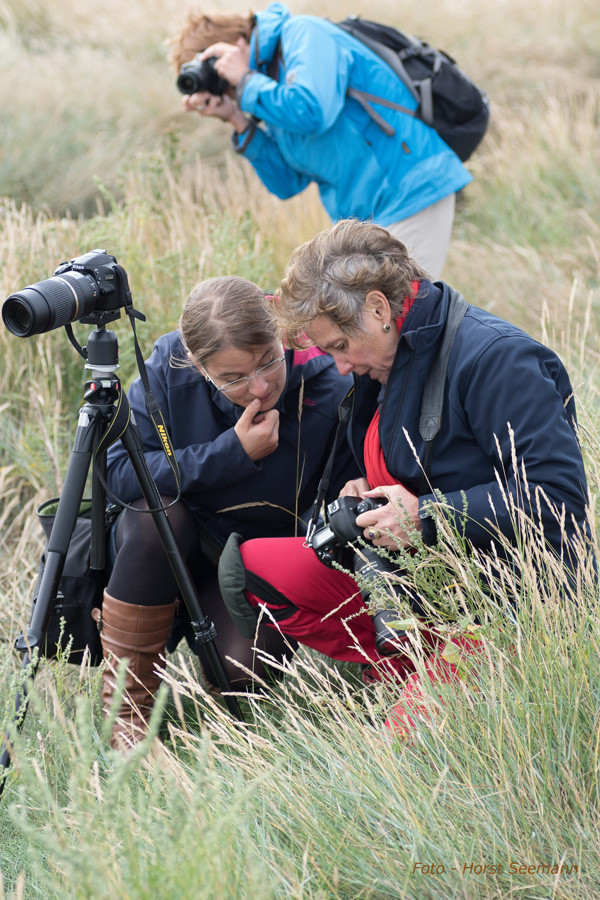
[
  {"xmin": 352, "ymin": 546, "xmax": 407, "ymax": 655},
  {"xmin": 2, "ymin": 249, "xmax": 128, "ymax": 338},
  {"xmin": 3, "ymin": 270, "xmax": 101, "ymax": 338}
]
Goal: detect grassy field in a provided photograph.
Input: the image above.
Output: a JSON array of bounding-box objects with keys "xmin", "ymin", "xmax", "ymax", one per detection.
[{"xmin": 1, "ymin": 0, "xmax": 600, "ymax": 896}]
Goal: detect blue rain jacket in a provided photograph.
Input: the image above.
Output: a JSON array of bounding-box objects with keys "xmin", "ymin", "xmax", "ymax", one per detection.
[
  {"xmin": 347, "ymin": 281, "xmax": 590, "ymax": 556},
  {"xmin": 106, "ymin": 333, "xmax": 354, "ymax": 546},
  {"xmin": 235, "ymin": 3, "xmax": 472, "ymax": 224}
]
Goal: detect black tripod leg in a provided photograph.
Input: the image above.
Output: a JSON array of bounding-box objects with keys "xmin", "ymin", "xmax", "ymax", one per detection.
[
  {"xmin": 118, "ymin": 416, "xmax": 244, "ymax": 722},
  {"xmin": 0, "ymin": 406, "xmax": 102, "ymax": 797}
]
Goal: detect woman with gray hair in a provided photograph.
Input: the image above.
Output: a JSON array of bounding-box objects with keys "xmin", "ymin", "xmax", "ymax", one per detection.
[
  {"xmin": 222, "ymin": 219, "xmax": 591, "ymax": 735},
  {"xmin": 96, "ymin": 275, "xmax": 354, "ymax": 750}
]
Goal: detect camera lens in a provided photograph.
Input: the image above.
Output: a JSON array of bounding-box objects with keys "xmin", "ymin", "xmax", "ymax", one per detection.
[
  {"xmin": 176, "ymin": 56, "xmax": 228, "ymax": 96},
  {"xmin": 176, "ymin": 72, "xmax": 200, "ymax": 94},
  {"xmin": 2, "ymin": 271, "xmax": 99, "ymax": 337}
]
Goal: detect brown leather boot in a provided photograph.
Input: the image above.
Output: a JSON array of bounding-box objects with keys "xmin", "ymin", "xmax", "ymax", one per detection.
[{"xmin": 92, "ymin": 590, "xmax": 176, "ymax": 751}]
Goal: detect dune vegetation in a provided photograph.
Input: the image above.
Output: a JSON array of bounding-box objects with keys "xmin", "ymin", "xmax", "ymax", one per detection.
[{"xmin": 0, "ymin": 0, "xmax": 599, "ymax": 896}]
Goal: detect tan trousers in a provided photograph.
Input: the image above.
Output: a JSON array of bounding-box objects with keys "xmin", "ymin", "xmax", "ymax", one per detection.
[{"xmin": 386, "ymin": 192, "xmax": 456, "ymax": 281}]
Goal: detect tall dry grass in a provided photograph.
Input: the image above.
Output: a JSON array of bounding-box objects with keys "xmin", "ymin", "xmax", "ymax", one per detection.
[{"xmin": 0, "ymin": 0, "xmax": 599, "ymax": 896}]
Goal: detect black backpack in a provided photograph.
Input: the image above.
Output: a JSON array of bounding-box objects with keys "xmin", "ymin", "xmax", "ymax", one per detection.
[{"xmin": 337, "ymin": 16, "xmax": 490, "ymax": 162}]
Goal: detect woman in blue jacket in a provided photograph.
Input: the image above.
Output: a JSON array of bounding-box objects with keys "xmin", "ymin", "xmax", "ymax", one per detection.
[
  {"xmin": 97, "ymin": 275, "xmax": 353, "ymax": 749},
  {"xmin": 172, "ymin": 3, "xmax": 472, "ymax": 279},
  {"xmin": 222, "ymin": 220, "xmax": 592, "ymax": 734}
]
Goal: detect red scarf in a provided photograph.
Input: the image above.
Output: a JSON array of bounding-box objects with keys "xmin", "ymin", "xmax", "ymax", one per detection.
[{"xmin": 363, "ymin": 282, "xmax": 419, "ymax": 488}]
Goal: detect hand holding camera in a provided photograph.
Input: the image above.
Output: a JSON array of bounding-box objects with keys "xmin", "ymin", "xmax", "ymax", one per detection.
[
  {"xmin": 356, "ymin": 484, "xmax": 422, "ymax": 548},
  {"xmin": 197, "ymin": 39, "xmax": 251, "ymax": 88},
  {"xmin": 336, "ymin": 480, "xmax": 422, "ymax": 548},
  {"xmin": 309, "ymin": 494, "xmax": 409, "ymax": 655},
  {"xmin": 177, "ymin": 39, "xmax": 251, "ymax": 132}
]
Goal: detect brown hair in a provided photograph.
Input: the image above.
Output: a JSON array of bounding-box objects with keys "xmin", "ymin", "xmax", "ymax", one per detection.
[
  {"xmin": 177, "ymin": 276, "xmax": 277, "ymax": 368},
  {"xmin": 169, "ymin": 9, "xmax": 255, "ymax": 69},
  {"xmin": 277, "ymin": 219, "xmax": 428, "ymax": 348}
]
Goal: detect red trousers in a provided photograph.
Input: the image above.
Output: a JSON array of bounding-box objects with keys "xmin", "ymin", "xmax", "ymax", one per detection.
[
  {"xmin": 241, "ymin": 537, "xmax": 490, "ymax": 736},
  {"xmin": 240, "ymin": 537, "xmax": 417, "ymax": 681}
]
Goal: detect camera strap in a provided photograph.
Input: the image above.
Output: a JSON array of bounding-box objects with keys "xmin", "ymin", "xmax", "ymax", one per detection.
[
  {"xmin": 305, "ymin": 386, "xmax": 355, "ymax": 546},
  {"xmin": 125, "ymin": 309, "xmax": 183, "ymax": 498},
  {"xmin": 418, "ymin": 287, "xmax": 467, "ymax": 493}
]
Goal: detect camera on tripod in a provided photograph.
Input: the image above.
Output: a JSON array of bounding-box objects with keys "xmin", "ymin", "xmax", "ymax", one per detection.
[
  {"xmin": 310, "ymin": 495, "xmax": 407, "ymax": 655},
  {"xmin": 2, "ymin": 249, "xmax": 132, "ymax": 338},
  {"xmin": 176, "ymin": 54, "xmax": 229, "ymax": 96}
]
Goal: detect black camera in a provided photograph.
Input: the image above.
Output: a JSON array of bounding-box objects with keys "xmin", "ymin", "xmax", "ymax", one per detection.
[
  {"xmin": 311, "ymin": 495, "xmax": 384, "ymax": 567},
  {"xmin": 2, "ymin": 249, "xmax": 132, "ymax": 338},
  {"xmin": 310, "ymin": 496, "xmax": 406, "ymax": 655},
  {"xmin": 176, "ymin": 54, "xmax": 229, "ymax": 96}
]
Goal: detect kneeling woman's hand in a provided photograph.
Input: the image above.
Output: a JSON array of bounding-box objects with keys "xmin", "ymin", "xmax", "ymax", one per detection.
[
  {"xmin": 235, "ymin": 399, "xmax": 280, "ymax": 461},
  {"xmin": 356, "ymin": 484, "xmax": 422, "ymax": 549}
]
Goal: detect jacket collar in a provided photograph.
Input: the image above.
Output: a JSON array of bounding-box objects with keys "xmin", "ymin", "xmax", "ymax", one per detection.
[
  {"xmin": 394, "ymin": 280, "xmax": 450, "ymax": 356},
  {"xmin": 250, "ymin": 2, "xmax": 290, "ymax": 69}
]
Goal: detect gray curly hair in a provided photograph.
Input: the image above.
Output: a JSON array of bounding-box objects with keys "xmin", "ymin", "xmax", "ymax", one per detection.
[{"xmin": 277, "ymin": 219, "xmax": 427, "ymax": 348}]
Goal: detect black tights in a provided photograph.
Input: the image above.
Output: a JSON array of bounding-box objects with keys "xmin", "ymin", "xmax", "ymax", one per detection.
[{"xmin": 106, "ymin": 498, "xmax": 295, "ymax": 688}]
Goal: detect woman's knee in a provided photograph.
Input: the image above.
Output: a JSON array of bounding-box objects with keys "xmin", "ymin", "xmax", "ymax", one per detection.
[{"xmin": 115, "ymin": 496, "xmax": 197, "ymax": 557}]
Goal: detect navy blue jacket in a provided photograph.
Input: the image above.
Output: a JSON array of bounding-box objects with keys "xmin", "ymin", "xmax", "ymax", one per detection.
[
  {"xmin": 106, "ymin": 333, "xmax": 353, "ymax": 546},
  {"xmin": 348, "ymin": 281, "xmax": 589, "ymax": 556}
]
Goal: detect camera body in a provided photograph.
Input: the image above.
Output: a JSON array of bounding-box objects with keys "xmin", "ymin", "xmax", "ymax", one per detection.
[
  {"xmin": 2, "ymin": 249, "xmax": 131, "ymax": 338},
  {"xmin": 311, "ymin": 495, "xmax": 384, "ymax": 568},
  {"xmin": 310, "ymin": 494, "xmax": 407, "ymax": 655},
  {"xmin": 176, "ymin": 54, "xmax": 229, "ymax": 96}
]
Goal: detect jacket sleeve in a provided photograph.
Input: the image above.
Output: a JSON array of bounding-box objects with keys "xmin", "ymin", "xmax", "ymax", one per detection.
[
  {"xmin": 419, "ymin": 336, "xmax": 589, "ymax": 552},
  {"xmin": 241, "ymin": 18, "xmax": 349, "ymax": 135},
  {"xmin": 237, "ymin": 127, "xmax": 312, "ymax": 199},
  {"xmin": 106, "ymin": 353, "xmax": 260, "ymax": 503}
]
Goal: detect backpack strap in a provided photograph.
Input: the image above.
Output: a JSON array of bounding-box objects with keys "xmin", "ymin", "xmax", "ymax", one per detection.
[
  {"xmin": 418, "ymin": 287, "xmax": 468, "ymax": 491},
  {"xmin": 346, "ymin": 88, "xmax": 402, "ymax": 136},
  {"xmin": 337, "ymin": 20, "xmax": 420, "ymax": 102},
  {"xmin": 338, "ymin": 22, "xmax": 439, "ymax": 133}
]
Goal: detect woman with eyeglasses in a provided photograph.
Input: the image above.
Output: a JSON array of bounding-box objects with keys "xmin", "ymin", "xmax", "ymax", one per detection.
[{"xmin": 98, "ymin": 275, "xmax": 354, "ymax": 750}]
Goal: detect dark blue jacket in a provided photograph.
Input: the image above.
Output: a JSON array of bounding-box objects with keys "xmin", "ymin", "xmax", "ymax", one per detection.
[
  {"xmin": 348, "ymin": 281, "xmax": 589, "ymax": 556},
  {"xmin": 106, "ymin": 332, "xmax": 353, "ymax": 546}
]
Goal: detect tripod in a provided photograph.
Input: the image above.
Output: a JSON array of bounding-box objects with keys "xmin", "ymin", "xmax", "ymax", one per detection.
[{"xmin": 0, "ymin": 322, "xmax": 243, "ymax": 797}]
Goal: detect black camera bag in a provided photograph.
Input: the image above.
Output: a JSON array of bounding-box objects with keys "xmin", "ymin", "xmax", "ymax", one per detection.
[
  {"xmin": 31, "ymin": 498, "xmax": 119, "ymax": 666},
  {"xmin": 338, "ymin": 16, "xmax": 490, "ymax": 162}
]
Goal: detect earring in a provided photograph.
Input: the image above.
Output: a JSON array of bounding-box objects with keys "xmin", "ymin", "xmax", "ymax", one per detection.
[{"xmin": 382, "ymin": 323, "xmax": 391, "ymax": 332}]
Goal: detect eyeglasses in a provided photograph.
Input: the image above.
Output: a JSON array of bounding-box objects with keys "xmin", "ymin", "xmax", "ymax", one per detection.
[{"xmin": 203, "ymin": 353, "xmax": 286, "ymax": 394}]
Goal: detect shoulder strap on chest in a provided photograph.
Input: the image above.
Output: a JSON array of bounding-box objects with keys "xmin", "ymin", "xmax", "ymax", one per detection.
[{"xmin": 418, "ymin": 287, "xmax": 467, "ymax": 489}]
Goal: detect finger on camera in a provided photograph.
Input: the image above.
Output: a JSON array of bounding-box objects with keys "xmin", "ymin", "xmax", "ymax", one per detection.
[
  {"xmin": 183, "ymin": 93, "xmax": 206, "ymax": 112},
  {"xmin": 339, "ymin": 477, "xmax": 369, "ymax": 498},
  {"xmin": 200, "ymin": 41, "xmax": 232, "ymax": 61},
  {"xmin": 362, "ymin": 486, "xmax": 392, "ymax": 503},
  {"xmin": 355, "ymin": 509, "xmax": 380, "ymax": 530}
]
